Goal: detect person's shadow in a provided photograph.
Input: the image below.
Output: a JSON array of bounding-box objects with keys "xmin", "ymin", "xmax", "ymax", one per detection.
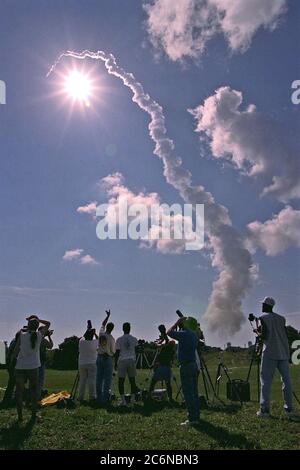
[
  {"xmin": 191, "ymin": 419, "xmax": 261, "ymax": 450},
  {"xmin": 0, "ymin": 419, "xmax": 35, "ymax": 450}
]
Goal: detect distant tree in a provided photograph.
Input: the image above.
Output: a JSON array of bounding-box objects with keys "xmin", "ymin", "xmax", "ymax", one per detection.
[
  {"xmin": 286, "ymin": 325, "xmax": 300, "ymax": 348},
  {"xmin": 51, "ymin": 336, "xmax": 79, "ymax": 370}
]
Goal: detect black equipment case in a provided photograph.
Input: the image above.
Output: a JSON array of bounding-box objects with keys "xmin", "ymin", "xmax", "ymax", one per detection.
[{"xmin": 226, "ymin": 379, "xmax": 250, "ymax": 402}]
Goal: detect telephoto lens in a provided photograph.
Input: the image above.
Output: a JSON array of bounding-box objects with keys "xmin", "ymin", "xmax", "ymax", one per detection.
[{"xmin": 176, "ymin": 309, "xmax": 184, "ymax": 318}]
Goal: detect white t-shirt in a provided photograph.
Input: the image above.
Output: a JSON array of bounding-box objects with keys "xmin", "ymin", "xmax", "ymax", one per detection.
[
  {"xmin": 116, "ymin": 334, "xmax": 138, "ymax": 361},
  {"xmin": 98, "ymin": 327, "xmax": 116, "ymax": 357},
  {"xmin": 78, "ymin": 338, "xmax": 98, "ymax": 366},
  {"xmin": 15, "ymin": 331, "xmax": 42, "ymax": 370}
]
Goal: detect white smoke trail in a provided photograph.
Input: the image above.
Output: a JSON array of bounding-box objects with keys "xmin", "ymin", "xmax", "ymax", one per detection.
[{"xmin": 47, "ymin": 50, "xmax": 253, "ymax": 335}]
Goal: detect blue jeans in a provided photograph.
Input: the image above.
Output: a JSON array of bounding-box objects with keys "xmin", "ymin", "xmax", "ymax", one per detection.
[
  {"xmin": 260, "ymin": 354, "xmax": 293, "ymax": 412},
  {"xmin": 96, "ymin": 355, "xmax": 113, "ymax": 404},
  {"xmin": 180, "ymin": 362, "xmax": 200, "ymax": 422}
]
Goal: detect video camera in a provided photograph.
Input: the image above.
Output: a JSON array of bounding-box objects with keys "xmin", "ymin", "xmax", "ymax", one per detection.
[
  {"xmin": 248, "ymin": 313, "xmax": 261, "ymax": 332},
  {"xmin": 248, "ymin": 313, "xmax": 263, "ymax": 356},
  {"xmin": 248, "ymin": 313, "xmax": 259, "ymax": 323},
  {"xmin": 137, "ymin": 339, "xmax": 146, "ymax": 353}
]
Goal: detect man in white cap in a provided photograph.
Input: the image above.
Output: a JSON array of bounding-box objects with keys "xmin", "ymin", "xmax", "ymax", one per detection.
[{"xmin": 257, "ymin": 296, "xmax": 293, "ymax": 418}]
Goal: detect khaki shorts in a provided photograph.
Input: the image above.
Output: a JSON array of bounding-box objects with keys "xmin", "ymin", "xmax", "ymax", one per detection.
[{"xmin": 118, "ymin": 359, "xmax": 136, "ymax": 379}]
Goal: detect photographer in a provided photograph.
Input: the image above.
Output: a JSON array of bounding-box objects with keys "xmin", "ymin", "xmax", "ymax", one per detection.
[
  {"xmin": 167, "ymin": 317, "xmax": 200, "ymax": 426},
  {"xmin": 78, "ymin": 321, "xmax": 98, "ymax": 404},
  {"xmin": 149, "ymin": 325, "xmax": 176, "ymax": 403},
  {"xmin": 96, "ymin": 310, "xmax": 116, "ymax": 406},
  {"xmin": 255, "ymin": 297, "xmax": 293, "ymax": 418},
  {"xmin": 13, "ymin": 315, "xmax": 50, "ymax": 425},
  {"xmin": 115, "ymin": 322, "xmax": 139, "ymax": 407}
]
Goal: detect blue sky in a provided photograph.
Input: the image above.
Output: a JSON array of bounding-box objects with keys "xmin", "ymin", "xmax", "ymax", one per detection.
[{"xmin": 0, "ymin": 0, "xmax": 299, "ymax": 347}]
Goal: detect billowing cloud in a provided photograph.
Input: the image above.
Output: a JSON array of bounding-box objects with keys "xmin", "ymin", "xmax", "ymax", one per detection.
[
  {"xmin": 246, "ymin": 206, "xmax": 300, "ymax": 256},
  {"xmin": 62, "ymin": 249, "xmax": 99, "ymax": 266},
  {"xmin": 79, "ymin": 254, "xmax": 99, "ymax": 265},
  {"xmin": 62, "ymin": 248, "xmax": 83, "ymax": 261},
  {"xmin": 102, "ymin": 172, "xmax": 124, "ymax": 188},
  {"xmin": 77, "ymin": 201, "xmax": 98, "ymax": 216},
  {"xmin": 144, "ymin": 0, "xmax": 287, "ymax": 61},
  {"xmin": 100, "ymin": 172, "xmax": 197, "ymax": 255},
  {"xmin": 190, "ymin": 86, "xmax": 300, "ymax": 202}
]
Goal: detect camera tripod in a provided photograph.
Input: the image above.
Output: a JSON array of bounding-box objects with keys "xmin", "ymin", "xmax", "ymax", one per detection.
[
  {"xmin": 246, "ymin": 337, "xmax": 261, "ymax": 402},
  {"xmin": 136, "ymin": 349, "xmax": 151, "ymax": 369},
  {"xmin": 70, "ymin": 371, "xmax": 79, "ymax": 400},
  {"xmin": 175, "ymin": 350, "xmax": 223, "ymax": 405},
  {"xmin": 215, "ymin": 355, "xmax": 243, "ymax": 406}
]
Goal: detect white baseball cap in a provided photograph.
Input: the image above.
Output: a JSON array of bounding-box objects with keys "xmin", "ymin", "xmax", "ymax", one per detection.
[{"xmin": 260, "ymin": 296, "xmax": 275, "ymax": 307}]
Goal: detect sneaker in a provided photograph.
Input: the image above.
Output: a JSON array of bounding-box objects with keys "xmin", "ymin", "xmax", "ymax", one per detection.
[
  {"xmin": 180, "ymin": 419, "xmax": 200, "ymax": 426},
  {"xmin": 256, "ymin": 409, "xmax": 270, "ymax": 418},
  {"xmin": 119, "ymin": 398, "xmax": 128, "ymax": 407}
]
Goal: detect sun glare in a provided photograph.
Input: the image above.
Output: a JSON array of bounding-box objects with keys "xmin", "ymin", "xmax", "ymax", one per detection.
[{"xmin": 64, "ymin": 71, "xmax": 92, "ymax": 105}]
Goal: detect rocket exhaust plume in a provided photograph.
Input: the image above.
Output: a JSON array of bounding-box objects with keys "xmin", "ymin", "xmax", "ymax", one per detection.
[{"xmin": 47, "ymin": 50, "xmax": 253, "ymax": 335}]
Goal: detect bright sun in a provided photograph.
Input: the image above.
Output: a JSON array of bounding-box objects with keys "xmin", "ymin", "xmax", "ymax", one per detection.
[{"xmin": 64, "ymin": 71, "xmax": 92, "ymax": 105}]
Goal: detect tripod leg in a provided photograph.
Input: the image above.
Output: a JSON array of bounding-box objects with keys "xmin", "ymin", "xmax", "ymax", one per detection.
[
  {"xmin": 144, "ymin": 354, "xmax": 151, "ymax": 369},
  {"xmin": 215, "ymin": 365, "xmax": 222, "ymax": 397},
  {"xmin": 71, "ymin": 372, "xmax": 79, "ymax": 400},
  {"xmin": 201, "ymin": 368, "xmax": 209, "ymax": 401},
  {"xmin": 201, "ymin": 359, "xmax": 220, "ymax": 402},
  {"xmin": 246, "ymin": 350, "xmax": 256, "ymax": 382},
  {"xmin": 257, "ymin": 359, "xmax": 260, "ymax": 403}
]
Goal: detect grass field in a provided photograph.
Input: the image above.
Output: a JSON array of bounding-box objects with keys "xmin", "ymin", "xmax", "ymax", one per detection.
[{"xmin": 0, "ymin": 355, "xmax": 299, "ymax": 450}]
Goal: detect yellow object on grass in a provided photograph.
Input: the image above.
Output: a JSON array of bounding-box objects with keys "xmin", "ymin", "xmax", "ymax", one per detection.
[{"xmin": 39, "ymin": 391, "xmax": 70, "ymax": 407}]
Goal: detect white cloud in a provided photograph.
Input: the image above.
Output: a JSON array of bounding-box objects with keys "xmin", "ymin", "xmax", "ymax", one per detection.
[
  {"xmin": 77, "ymin": 201, "xmax": 98, "ymax": 216},
  {"xmin": 246, "ymin": 206, "xmax": 300, "ymax": 256},
  {"xmin": 144, "ymin": 0, "xmax": 287, "ymax": 61},
  {"xmin": 190, "ymin": 86, "xmax": 300, "ymax": 202},
  {"xmin": 209, "ymin": 0, "xmax": 287, "ymax": 51},
  {"xmin": 102, "ymin": 172, "xmax": 124, "ymax": 188},
  {"xmin": 79, "ymin": 254, "xmax": 99, "ymax": 265},
  {"xmin": 62, "ymin": 248, "xmax": 83, "ymax": 261},
  {"xmin": 101, "ymin": 173, "xmax": 194, "ymax": 255},
  {"xmin": 62, "ymin": 249, "xmax": 99, "ymax": 266}
]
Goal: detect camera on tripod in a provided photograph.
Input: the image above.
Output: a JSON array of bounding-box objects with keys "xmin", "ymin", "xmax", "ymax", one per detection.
[
  {"xmin": 137, "ymin": 339, "xmax": 146, "ymax": 353},
  {"xmin": 248, "ymin": 313, "xmax": 260, "ymax": 324}
]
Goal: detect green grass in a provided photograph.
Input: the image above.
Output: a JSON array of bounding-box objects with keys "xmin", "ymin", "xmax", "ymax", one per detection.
[{"xmin": 0, "ymin": 357, "xmax": 299, "ymax": 450}]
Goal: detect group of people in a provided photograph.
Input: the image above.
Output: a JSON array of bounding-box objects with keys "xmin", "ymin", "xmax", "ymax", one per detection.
[
  {"xmin": 79, "ymin": 310, "xmax": 179, "ymax": 412},
  {"xmin": 0, "ymin": 295, "xmax": 296, "ymax": 426},
  {"xmin": 77, "ymin": 309, "xmax": 201, "ymax": 425}
]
